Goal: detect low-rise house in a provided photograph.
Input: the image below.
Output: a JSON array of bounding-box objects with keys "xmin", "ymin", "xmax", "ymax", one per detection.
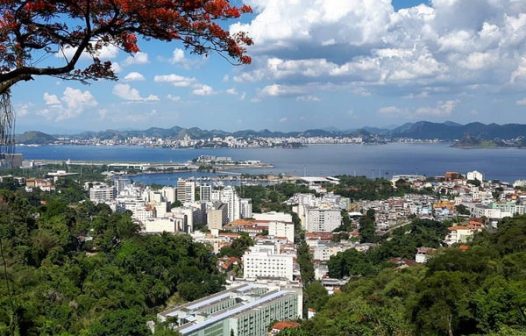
[{"xmin": 415, "ymin": 247, "xmax": 437, "ymax": 264}]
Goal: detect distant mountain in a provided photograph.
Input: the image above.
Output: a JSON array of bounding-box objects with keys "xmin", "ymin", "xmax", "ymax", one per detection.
[
  {"xmin": 390, "ymin": 121, "xmax": 526, "ymax": 140},
  {"xmin": 61, "ymin": 126, "xmax": 375, "ymax": 140},
  {"xmin": 16, "ymin": 131, "xmax": 56, "ymax": 144},
  {"xmin": 25, "ymin": 122, "xmax": 526, "ymax": 142}
]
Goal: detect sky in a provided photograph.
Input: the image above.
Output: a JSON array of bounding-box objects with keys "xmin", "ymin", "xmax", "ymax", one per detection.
[{"xmin": 11, "ymin": 0, "xmax": 526, "ymax": 133}]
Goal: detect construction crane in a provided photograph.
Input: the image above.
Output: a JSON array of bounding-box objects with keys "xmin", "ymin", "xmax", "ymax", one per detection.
[{"xmin": 0, "ymin": 90, "xmax": 15, "ymax": 168}]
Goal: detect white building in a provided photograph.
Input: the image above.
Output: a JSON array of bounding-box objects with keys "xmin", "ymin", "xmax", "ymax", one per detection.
[
  {"xmin": 155, "ymin": 202, "xmax": 169, "ymax": 218},
  {"xmin": 253, "ymin": 212, "xmax": 292, "ymax": 223},
  {"xmin": 466, "ymin": 170, "xmax": 484, "ymax": 182},
  {"xmin": 114, "ymin": 177, "xmax": 132, "ymax": 194},
  {"xmin": 170, "ymin": 207, "xmax": 195, "ymax": 233},
  {"xmin": 89, "ymin": 183, "xmax": 116, "ymax": 204},
  {"xmin": 161, "ymin": 186, "xmax": 177, "ymax": 204},
  {"xmin": 133, "ymin": 206, "xmax": 155, "ymax": 222},
  {"xmin": 141, "ymin": 217, "xmax": 186, "ymax": 234},
  {"xmin": 415, "ymin": 247, "xmax": 436, "ymax": 264},
  {"xmin": 268, "ymin": 221, "xmax": 295, "ymax": 243},
  {"xmin": 309, "ymin": 241, "xmax": 345, "ymax": 261},
  {"xmin": 240, "ymin": 198, "xmax": 253, "ymax": 218},
  {"xmin": 211, "ymin": 186, "xmax": 240, "ymax": 222},
  {"xmin": 289, "ymin": 193, "xmax": 347, "ymax": 231},
  {"xmin": 444, "ymin": 225, "xmax": 481, "ymax": 246},
  {"xmin": 177, "ymin": 179, "xmax": 196, "ymax": 203},
  {"xmin": 200, "ymin": 184, "xmax": 212, "ymax": 202},
  {"xmin": 157, "ymin": 281, "xmax": 302, "ymax": 336},
  {"xmin": 304, "ymin": 206, "xmax": 341, "ymax": 232},
  {"xmin": 243, "ymin": 242, "xmax": 295, "ymax": 281}
]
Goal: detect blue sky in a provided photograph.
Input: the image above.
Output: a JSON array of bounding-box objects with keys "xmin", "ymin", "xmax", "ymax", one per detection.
[{"xmin": 12, "ymin": 0, "xmax": 526, "ymax": 133}]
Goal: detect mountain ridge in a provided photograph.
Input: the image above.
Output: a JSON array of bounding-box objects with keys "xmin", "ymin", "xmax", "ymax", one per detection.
[{"xmin": 15, "ymin": 121, "xmax": 526, "ymax": 144}]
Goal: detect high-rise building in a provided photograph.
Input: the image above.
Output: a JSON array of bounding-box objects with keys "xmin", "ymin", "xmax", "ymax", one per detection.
[
  {"xmin": 240, "ymin": 198, "xmax": 253, "ymax": 218},
  {"xmin": 211, "ymin": 186, "xmax": 240, "ymax": 222},
  {"xmin": 207, "ymin": 202, "xmax": 228, "ymax": 230},
  {"xmin": 114, "ymin": 177, "xmax": 132, "ymax": 194},
  {"xmin": 157, "ymin": 281, "xmax": 303, "ymax": 336},
  {"xmin": 89, "ymin": 184, "xmax": 116, "ymax": 204},
  {"xmin": 161, "ymin": 186, "xmax": 177, "ymax": 204},
  {"xmin": 268, "ymin": 221, "xmax": 295, "ymax": 242},
  {"xmin": 177, "ymin": 179, "xmax": 196, "ymax": 203},
  {"xmin": 243, "ymin": 242, "xmax": 295, "ymax": 281},
  {"xmin": 171, "ymin": 207, "xmax": 195, "ymax": 233},
  {"xmin": 305, "ymin": 206, "xmax": 341, "ymax": 232},
  {"xmin": 200, "ymin": 184, "xmax": 212, "ymax": 202}
]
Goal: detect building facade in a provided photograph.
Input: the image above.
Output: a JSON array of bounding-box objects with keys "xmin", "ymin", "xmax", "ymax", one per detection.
[
  {"xmin": 243, "ymin": 243, "xmax": 295, "ymax": 281},
  {"xmin": 157, "ymin": 282, "xmax": 303, "ymax": 336}
]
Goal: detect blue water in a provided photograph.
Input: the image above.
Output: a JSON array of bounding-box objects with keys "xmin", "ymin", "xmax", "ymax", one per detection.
[{"xmin": 16, "ymin": 143, "xmax": 526, "ymax": 183}]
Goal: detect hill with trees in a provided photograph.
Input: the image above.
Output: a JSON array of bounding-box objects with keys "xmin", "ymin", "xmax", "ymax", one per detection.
[
  {"xmin": 0, "ymin": 181, "xmax": 222, "ymax": 335},
  {"xmin": 283, "ymin": 216, "xmax": 526, "ymax": 336}
]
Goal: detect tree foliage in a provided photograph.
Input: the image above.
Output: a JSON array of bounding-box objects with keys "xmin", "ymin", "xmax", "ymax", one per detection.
[
  {"xmin": 0, "ymin": 186, "xmax": 223, "ymax": 335},
  {"xmin": 0, "ymin": 0, "xmax": 252, "ymax": 92},
  {"xmin": 218, "ymin": 233, "xmax": 253, "ymax": 258},
  {"xmin": 359, "ymin": 208, "xmax": 377, "ymax": 243},
  {"xmin": 298, "ymin": 215, "xmax": 526, "ymax": 336}
]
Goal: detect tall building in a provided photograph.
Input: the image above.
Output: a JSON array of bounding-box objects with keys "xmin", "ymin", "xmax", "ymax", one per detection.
[
  {"xmin": 268, "ymin": 221, "xmax": 295, "ymax": 243},
  {"xmin": 243, "ymin": 242, "xmax": 295, "ymax": 281},
  {"xmin": 211, "ymin": 186, "xmax": 240, "ymax": 222},
  {"xmin": 161, "ymin": 186, "xmax": 177, "ymax": 204},
  {"xmin": 114, "ymin": 177, "xmax": 132, "ymax": 194},
  {"xmin": 89, "ymin": 184, "xmax": 116, "ymax": 204},
  {"xmin": 200, "ymin": 184, "xmax": 212, "ymax": 202},
  {"xmin": 207, "ymin": 203, "xmax": 228, "ymax": 230},
  {"xmin": 177, "ymin": 179, "xmax": 196, "ymax": 203},
  {"xmin": 157, "ymin": 281, "xmax": 303, "ymax": 336},
  {"xmin": 240, "ymin": 198, "xmax": 253, "ymax": 218},
  {"xmin": 304, "ymin": 205, "xmax": 341, "ymax": 232},
  {"xmin": 170, "ymin": 207, "xmax": 195, "ymax": 233},
  {"xmin": 467, "ymin": 170, "xmax": 484, "ymax": 182}
]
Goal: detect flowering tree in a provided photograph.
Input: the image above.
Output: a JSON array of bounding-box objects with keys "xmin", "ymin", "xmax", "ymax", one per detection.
[{"xmin": 0, "ymin": 0, "xmax": 253, "ymax": 93}]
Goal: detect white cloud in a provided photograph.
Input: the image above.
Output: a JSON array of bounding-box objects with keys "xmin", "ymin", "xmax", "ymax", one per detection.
[
  {"xmin": 171, "ymin": 48, "xmax": 185, "ymax": 64},
  {"xmin": 98, "ymin": 108, "xmax": 108, "ymax": 120},
  {"xmin": 511, "ymin": 56, "xmax": 526, "ymax": 83},
  {"xmin": 226, "ymin": 88, "xmax": 238, "ymax": 95},
  {"xmin": 15, "ymin": 103, "xmax": 31, "ymax": 118},
  {"xmin": 124, "ymin": 52, "xmax": 149, "ymax": 65},
  {"xmin": 296, "ymin": 95, "xmax": 320, "ymax": 102},
  {"xmin": 378, "ymin": 100, "xmax": 459, "ymax": 118},
  {"xmin": 378, "ymin": 106, "xmax": 404, "ymax": 115},
  {"xmin": 260, "ymin": 84, "xmax": 307, "ymax": 97},
  {"xmin": 192, "ymin": 84, "xmax": 215, "ymax": 96},
  {"xmin": 230, "ymin": 0, "xmax": 526, "ymax": 96},
  {"xmin": 457, "ymin": 51, "xmax": 498, "ymax": 70},
  {"xmin": 40, "ymin": 87, "xmax": 97, "ymax": 121},
  {"xmin": 154, "ymin": 74, "xmax": 196, "ymax": 87},
  {"xmin": 56, "ymin": 43, "xmax": 119, "ymax": 61},
  {"xmin": 414, "ymin": 100, "xmax": 458, "ymax": 117},
  {"xmin": 124, "ymin": 72, "xmax": 145, "ymax": 81},
  {"xmin": 279, "ymin": 117, "xmax": 288, "ymax": 123},
  {"xmin": 112, "ymin": 62, "xmax": 122, "ymax": 74},
  {"xmin": 112, "ymin": 84, "xmax": 159, "ymax": 102},
  {"xmin": 167, "ymin": 94, "xmax": 181, "ymax": 102},
  {"xmin": 43, "ymin": 93, "xmax": 61, "ymax": 106},
  {"xmin": 517, "ymin": 98, "xmax": 526, "ymax": 106}
]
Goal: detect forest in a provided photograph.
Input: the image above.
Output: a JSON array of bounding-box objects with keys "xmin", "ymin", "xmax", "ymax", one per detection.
[
  {"xmin": 282, "ymin": 215, "xmax": 526, "ymax": 336},
  {"xmin": 0, "ymin": 180, "xmax": 219, "ymax": 335}
]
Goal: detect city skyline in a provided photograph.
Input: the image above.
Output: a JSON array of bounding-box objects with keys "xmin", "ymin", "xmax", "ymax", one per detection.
[{"xmin": 12, "ymin": 0, "xmax": 526, "ymax": 133}]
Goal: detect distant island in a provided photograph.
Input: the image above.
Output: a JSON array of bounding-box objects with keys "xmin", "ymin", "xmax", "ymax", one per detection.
[
  {"xmin": 453, "ymin": 135, "xmax": 526, "ymax": 149},
  {"xmin": 14, "ymin": 121, "xmax": 526, "ymax": 149}
]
